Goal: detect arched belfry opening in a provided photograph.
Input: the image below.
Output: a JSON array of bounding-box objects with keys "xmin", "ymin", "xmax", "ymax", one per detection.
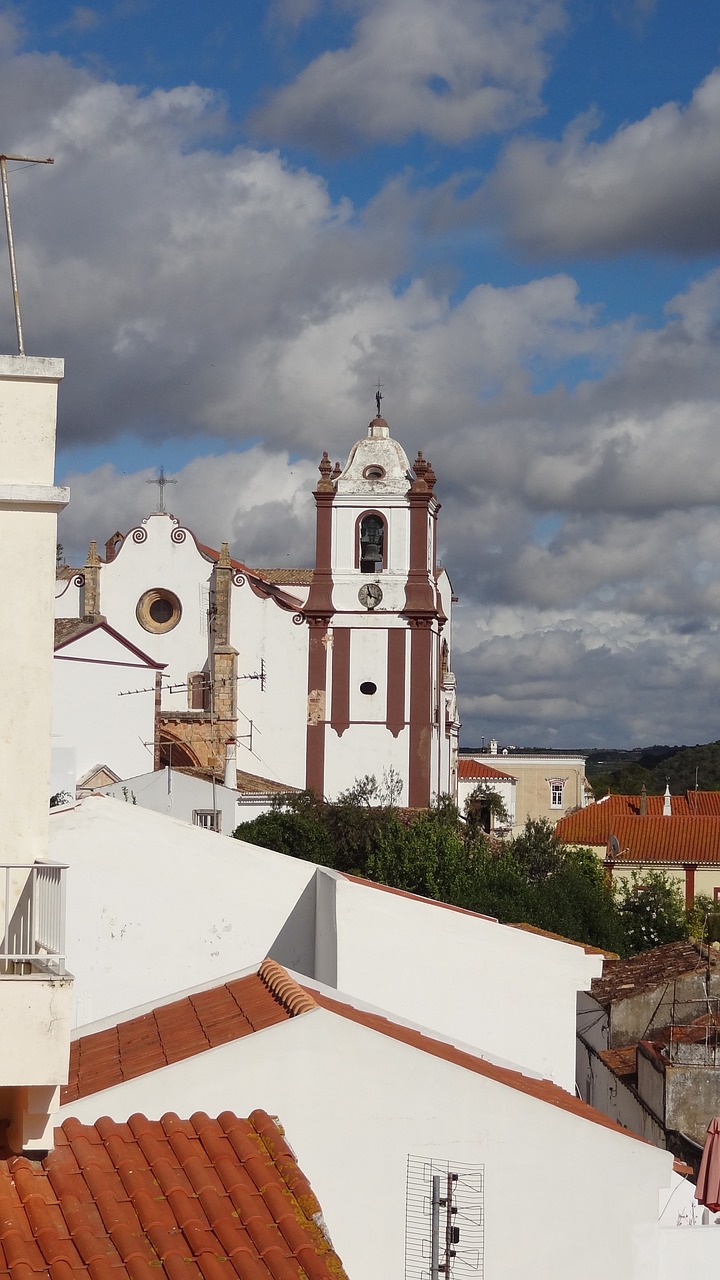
[{"xmin": 359, "ymin": 513, "xmax": 385, "ymax": 572}]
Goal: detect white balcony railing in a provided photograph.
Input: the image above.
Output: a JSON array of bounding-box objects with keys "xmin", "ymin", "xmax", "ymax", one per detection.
[{"xmin": 0, "ymin": 862, "xmax": 68, "ymax": 977}]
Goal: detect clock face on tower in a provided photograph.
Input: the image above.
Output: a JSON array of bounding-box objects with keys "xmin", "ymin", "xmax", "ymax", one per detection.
[{"xmin": 358, "ymin": 582, "xmax": 383, "ymax": 610}]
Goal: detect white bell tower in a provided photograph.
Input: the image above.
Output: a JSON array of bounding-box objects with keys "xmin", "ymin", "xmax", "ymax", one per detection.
[{"xmin": 303, "ymin": 408, "xmax": 458, "ymax": 807}]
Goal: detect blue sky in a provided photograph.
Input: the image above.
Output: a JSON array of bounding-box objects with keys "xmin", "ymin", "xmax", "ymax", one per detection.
[{"xmin": 6, "ymin": 0, "xmax": 720, "ymax": 747}]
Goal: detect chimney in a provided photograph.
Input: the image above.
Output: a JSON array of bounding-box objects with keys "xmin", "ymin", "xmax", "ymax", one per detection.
[
  {"xmin": 640, "ymin": 785, "xmax": 647, "ymax": 816},
  {"xmin": 224, "ymin": 737, "xmax": 237, "ymax": 789},
  {"xmin": 663, "ymin": 783, "xmax": 672, "ymax": 817},
  {"xmin": 82, "ymin": 539, "xmax": 101, "ymax": 618}
]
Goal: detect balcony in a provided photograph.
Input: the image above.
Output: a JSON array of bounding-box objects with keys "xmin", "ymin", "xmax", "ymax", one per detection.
[{"xmin": 0, "ymin": 860, "xmax": 68, "ymax": 977}]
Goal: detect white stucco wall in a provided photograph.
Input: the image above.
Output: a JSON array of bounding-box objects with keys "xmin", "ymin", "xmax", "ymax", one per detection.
[
  {"xmin": 321, "ymin": 871, "xmax": 603, "ymax": 1091},
  {"xmin": 59, "ymin": 995, "xmax": 675, "ymax": 1280},
  {"xmin": 576, "ymin": 1033, "xmax": 666, "ymax": 1147},
  {"xmin": 0, "ymin": 356, "xmax": 66, "ymax": 862},
  {"xmin": 99, "ymin": 768, "xmax": 241, "ymax": 835},
  {"xmin": 48, "ymin": 796, "xmax": 604, "ymax": 1088},
  {"xmin": 49, "ymin": 797, "xmax": 318, "ymax": 1027},
  {"xmin": 227, "ymin": 575, "xmax": 308, "ymax": 790},
  {"xmin": 52, "ymin": 631, "xmax": 159, "ymax": 782},
  {"xmin": 457, "ymin": 773, "xmax": 516, "ymax": 824},
  {"xmin": 97, "ymin": 515, "xmax": 214, "ymax": 715}
]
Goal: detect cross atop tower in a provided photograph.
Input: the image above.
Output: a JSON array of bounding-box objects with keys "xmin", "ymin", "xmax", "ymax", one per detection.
[
  {"xmin": 375, "ymin": 380, "xmax": 384, "ymax": 418},
  {"xmin": 147, "ymin": 465, "xmax": 177, "ymax": 513}
]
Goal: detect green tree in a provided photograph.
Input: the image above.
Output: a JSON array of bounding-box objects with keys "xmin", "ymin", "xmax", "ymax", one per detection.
[
  {"xmin": 234, "ymin": 790, "xmax": 626, "ymax": 952},
  {"xmin": 686, "ymin": 893, "xmax": 720, "ymax": 946},
  {"xmin": 233, "ymin": 790, "xmax": 336, "ymax": 867},
  {"xmin": 615, "ymin": 871, "xmax": 687, "ymax": 953},
  {"xmin": 464, "ymin": 783, "xmax": 510, "ymax": 834},
  {"xmin": 459, "ymin": 820, "xmax": 623, "ymax": 952}
]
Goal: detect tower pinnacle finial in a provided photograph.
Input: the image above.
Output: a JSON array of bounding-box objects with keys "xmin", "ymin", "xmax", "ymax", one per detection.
[{"xmin": 375, "ymin": 379, "xmax": 383, "ymax": 418}]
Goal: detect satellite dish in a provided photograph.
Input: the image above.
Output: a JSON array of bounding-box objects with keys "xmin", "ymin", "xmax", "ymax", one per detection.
[{"xmin": 609, "ymin": 834, "xmax": 620, "ymax": 857}]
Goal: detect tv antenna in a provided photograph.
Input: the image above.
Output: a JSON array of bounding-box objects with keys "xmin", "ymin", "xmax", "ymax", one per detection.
[
  {"xmin": 405, "ymin": 1156, "xmax": 484, "ymax": 1280},
  {"xmin": 0, "ymin": 153, "xmax": 54, "ymax": 354}
]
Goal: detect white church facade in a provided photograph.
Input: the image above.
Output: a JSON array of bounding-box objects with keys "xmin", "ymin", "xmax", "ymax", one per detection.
[{"xmin": 54, "ymin": 410, "xmax": 460, "ymax": 808}]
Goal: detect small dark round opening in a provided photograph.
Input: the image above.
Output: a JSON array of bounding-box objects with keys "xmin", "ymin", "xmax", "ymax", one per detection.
[
  {"xmin": 149, "ymin": 597, "xmax": 174, "ymax": 624},
  {"xmin": 360, "ymin": 681, "xmax": 377, "ymax": 695}
]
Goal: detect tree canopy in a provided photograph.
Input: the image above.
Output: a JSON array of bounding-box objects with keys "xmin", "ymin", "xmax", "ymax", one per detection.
[{"xmin": 233, "ymin": 780, "xmax": 641, "ymax": 953}]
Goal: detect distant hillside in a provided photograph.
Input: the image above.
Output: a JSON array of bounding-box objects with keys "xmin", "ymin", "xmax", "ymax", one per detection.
[{"xmin": 587, "ymin": 742, "xmax": 720, "ymax": 798}]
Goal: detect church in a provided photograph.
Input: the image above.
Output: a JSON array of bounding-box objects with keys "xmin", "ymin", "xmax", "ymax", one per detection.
[{"xmin": 54, "ymin": 407, "xmax": 460, "ymax": 808}]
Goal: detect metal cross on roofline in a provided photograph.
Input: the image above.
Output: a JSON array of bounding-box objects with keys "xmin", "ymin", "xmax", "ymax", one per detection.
[
  {"xmin": 375, "ymin": 379, "xmax": 384, "ymax": 418},
  {"xmin": 147, "ymin": 465, "xmax": 177, "ymax": 512},
  {"xmin": 0, "ymin": 153, "xmax": 54, "ymax": 355}
]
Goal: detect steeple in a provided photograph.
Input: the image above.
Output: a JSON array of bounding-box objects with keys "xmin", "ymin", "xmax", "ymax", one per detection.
[{"xmin": 304, "ymin": 401, "xmax": 458, "ymax": 808}]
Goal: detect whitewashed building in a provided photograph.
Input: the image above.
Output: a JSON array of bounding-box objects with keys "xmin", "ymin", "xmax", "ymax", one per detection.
[
  {"xmin": 58, "ymin": 958, "xmax": 711, "ymax": 1280},
  {"xmin": 0, "ymin": 353, "xmax": 73, "ymax": 1151},
  {"xmin": 55, "ymin": 410, "xmax": 460, "ymax": 807}
]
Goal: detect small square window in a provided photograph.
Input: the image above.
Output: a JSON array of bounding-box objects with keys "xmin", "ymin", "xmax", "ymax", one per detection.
[{"xmin": 193, "ymin": 809, "xmax": 221, "ymax": 832}]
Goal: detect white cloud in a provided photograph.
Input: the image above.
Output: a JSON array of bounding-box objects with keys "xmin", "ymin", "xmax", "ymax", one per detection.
[
  {"xmin": 7, "ymin": 35, "xmax": 720, "ymax": 747},
  {"xmin": 486, "ymin": 69, "xmax": 720, "ymax": 255},
  {"xmin": 58, "ymin": 447, "xmax": 318, "ymax": 568},
  {"xmin": 253, "ymin": 0, "xmax": 566, "ymax": 150}
]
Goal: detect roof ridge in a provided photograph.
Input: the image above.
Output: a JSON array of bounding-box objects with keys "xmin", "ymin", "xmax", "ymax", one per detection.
[
  {"xmin": 258, "ymin": 957, "xmax": 318, "ymax": 1015},
  {"xmin": 306, "ymin": 987, "xmax": 654, "ymax": 1147}
]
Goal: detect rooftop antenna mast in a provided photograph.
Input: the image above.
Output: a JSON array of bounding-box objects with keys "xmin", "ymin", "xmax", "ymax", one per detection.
[{"xmin": 0, "ymin": 153, "xmax": 54, "ymax": 354}]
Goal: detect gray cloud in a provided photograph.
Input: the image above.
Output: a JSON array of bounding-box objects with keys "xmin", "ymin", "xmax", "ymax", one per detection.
[
  {"xmin": 58, "ymin": 448, "xmax": 318, "ymax": 568},
  {"xmin": 7, "ymin": 34, "xmax": 720, "ymax": 749},
  {"xmin": 485, "ymin": 69, "xmax": 720, "ymax": 256},
  {"xmin": 251, "ymin": 0, "xmax": 566, "ymax": 152}
]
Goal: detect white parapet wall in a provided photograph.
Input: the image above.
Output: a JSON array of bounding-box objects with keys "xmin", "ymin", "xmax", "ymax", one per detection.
[
  {"xmin": 0, "ymin": 354, "xmax": 74, "ymax": 1152},
  {"xmin": 0, "ymin": 354, "xmax": 67, "ymax": 864}
]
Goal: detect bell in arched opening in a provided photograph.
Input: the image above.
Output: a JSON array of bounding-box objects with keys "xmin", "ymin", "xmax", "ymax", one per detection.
[{"xmin": 360, "ymin": 514, "xmax": 384, "ymax": 572}]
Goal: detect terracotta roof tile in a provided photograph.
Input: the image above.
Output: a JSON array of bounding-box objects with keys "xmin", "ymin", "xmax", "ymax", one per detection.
[
  {"xmin": 556, "ymin": 793, "xmax": 720, "ymax": 848},
  {"xmin": 590, "ymin": 940, "xmax": 716, "ymax": 1005},
  {"xmin": 605, "ymin": 814, "xmax": 720, "ymax": 863},
  {"xmin": 0, "ymin": 1112, "xmax": 347, "ymax": 1280},
  {"xmin": 251, "ymin": 569, "xmax": 314, "ymax": 586},
  {"xmin": 65, "ymin": 962, "xmax": 645, "ymax": 1150},
  {"xmin": 457, "ymin": 759, "xmax": 516, "ymax": 782},
  {"xmin": 54, "ymin": 618, "xmax": 92, "ymax": 645},
  {"xmin": 598, "ymin": 1045, "xmax": 638, "ymax": 1078},
  {"xmin": 64, "ymin": 972, "xmax": 316, "ymax": 1104}
]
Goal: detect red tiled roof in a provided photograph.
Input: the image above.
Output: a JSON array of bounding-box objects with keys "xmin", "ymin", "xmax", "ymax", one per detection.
[
  {"xmin": 458, "ymin": 759, "xmax": 516, "ymax": 782},
  {"xmin": 607, "ymin": 815, "xmax": 720, "ymax": 864},
  {"xmin": 196, "ymin": 544, "xmax": 304, "ymax": 613},
  {"xmin": 598, "ymin": 1045, "xmax": 638, "ymax": 1079},
  {"xmin": 253, "ymin": 569, "xmax": 314, "ymax": 586},
  {"xmin": 0, "ymin": 1109, "xmax": 348, "ymax": 1280},
  {"xmin": 556, "ymin": 793, "xmax": 720, "ymax": 846},
  {"xmin": 64, "ymin": 963, "xmax": 652, "ymax": 1151},
  {"xmin": 54, "ymin": 618, "xmax": 92, "ymax": 645},
  {"xmin": 590, "ymin": 940, "xmax": 714, "ymax": 1006},
  {"xmin": 63, "ymin": 964, "xmax": 316, "ymax": 1105}
]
